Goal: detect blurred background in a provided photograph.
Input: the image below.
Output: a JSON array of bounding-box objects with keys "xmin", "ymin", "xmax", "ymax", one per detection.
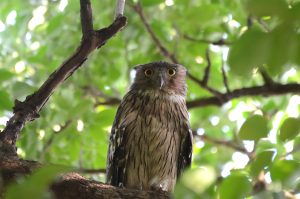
[{"xmin": 1, "ymin": 0, "xmax": 300, "ymax": 198}]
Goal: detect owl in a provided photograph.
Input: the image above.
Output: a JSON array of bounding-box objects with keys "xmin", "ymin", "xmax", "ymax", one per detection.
[{"xmin": 106, "ymin": 61, "xmax": 192, "ymax": 192}]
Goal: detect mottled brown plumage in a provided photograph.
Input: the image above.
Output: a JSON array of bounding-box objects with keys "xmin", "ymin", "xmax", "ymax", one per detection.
[{"xmin": 106, "ymin": 61, "xmax": 192, "ymax": 192}]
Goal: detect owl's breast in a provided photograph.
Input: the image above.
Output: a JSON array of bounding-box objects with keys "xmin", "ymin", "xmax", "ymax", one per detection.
[{"xmin": 120, "ymin": 91, "xmax": 188, "ymax": 190}]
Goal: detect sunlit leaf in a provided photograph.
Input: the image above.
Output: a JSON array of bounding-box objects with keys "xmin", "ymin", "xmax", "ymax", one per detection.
[{"xmin": 174, "ymin": 167, "xmax": 217, "ymax": 198}]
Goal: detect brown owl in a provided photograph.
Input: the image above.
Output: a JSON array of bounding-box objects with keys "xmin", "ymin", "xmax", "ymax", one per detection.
[{"xmin": 106, "ymin": 61, "xmax": 192, "ymax": 192}]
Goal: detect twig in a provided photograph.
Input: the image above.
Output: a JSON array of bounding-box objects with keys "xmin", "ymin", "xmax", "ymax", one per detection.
[
  {"xmin": 82, "ymin": 86, "xmax": 122, "ymax": 107},
  {"xmin": 194, "ymin": 132, "xmax": 252, "ymax": 157},
  {"xmin": 182, "ymin": 34, "xmax": 231, "ymax": 46},
  {"xmin": 115, "ymin": 0, "xmax": 126, "ymax": 18},
  {"xmin": 259, "ymin": 67, "xmax": 275, "ymax": 87},
  {"xmin": 247, "ymin": 16, "xmax": 253, "ymax": 29},
  {"xmin": 187, "ymin": 49, "xmax": 223, "ymax": 97},
  {"xmin": 39, "ymin": 120, "xmax": 72, "ymax": 162},
  {"xmin": 0, "ymin": 0, "xmax": 127, "ymax": 151},
  {"xmin": 188, "ymin": 72, "xmax": 223, "ymax": 97},
  {"xmin": 131, "ymin": 3, "xmax": 178, "ymax": 63},
  {"xmin": 131, "ymin": 3, "xmax": 225, "ymax": 97},
  {"xmin": 95, "ymin": 98, "xmax": 122, "ymax": 107},
  {"xmin": 202, "ymin": 49, "xmax": 211, "ymax": 85},
  {"xmin": 221, "ymin": 58, "xmax": 230, "ymax": 93},
  {"xmin": 256, "ymin": 18, "xmax": 271, "ymax": 32}
]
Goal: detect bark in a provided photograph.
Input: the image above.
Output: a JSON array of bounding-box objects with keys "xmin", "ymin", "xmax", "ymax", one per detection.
[{"xmin": 51, "ymin": 173, "xmax": 170, "ymax": 199}]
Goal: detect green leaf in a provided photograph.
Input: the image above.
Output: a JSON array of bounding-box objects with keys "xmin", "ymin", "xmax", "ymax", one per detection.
[
  {"xmin": 94, "ymin": 108, "xmax": 117, "ymax": 127},
  {"xmin": 228, "ymin": 29, "xmax": 270, "ymax": 76},
  {"xmin": 279, "ymin": 117, "xmax": 300, "ymax": 142},
  {"xmin": 250, "ymin": 150, "xmax": 275, "ymax": 177},
  {"xmin": 239, "ymin": 115, "xmax": 269, "ymax": 141},
  {"xmin": 0, "ymin": 90, "xmax": 13, "ymax": 110},
  {"xmin": 0, "ymin": 69, "xmax": 14, "ymax": 84},
  {"xmin": 266, "ymin": 25, "xmax": 298, "ymax": 75},
  {"xmin": 12, "ymin": 82, "xmax": 35, "ymax": 100},
  {"xmin": 293, "ymin": 34, "xmax": 300, "ymax": 66},
  {"xmin": 270, "ymin": 160, "xmax": 300, "ymax": 183},
  {"xmin": 293, "ymin": 137, "xmax": 300, "ymax": 160},
  {"xmin": 5, "ymin": 165, "xmax": 71, "ymax": 199},
  {"xmin": 219, "ymin": 173, "xmax": 251, "ymax": 199}
]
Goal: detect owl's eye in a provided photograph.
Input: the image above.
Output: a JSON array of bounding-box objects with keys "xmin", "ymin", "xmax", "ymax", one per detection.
[
  {"xmin": 167, "ymin": 68, "xmax": 176, "ymax": 76},
  {"xmin": 144, "ymin": 69, "xmax": 153, "ymax": 77}
]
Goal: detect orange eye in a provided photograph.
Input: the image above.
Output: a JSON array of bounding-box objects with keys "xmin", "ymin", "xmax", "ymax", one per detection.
[
  {"xmin": 167, "ymin": 68, "xmax": 176, "ymax": 76},
  {"xmin": 144, "ymin": 69, "xmax": 153, "ymax": 77}
]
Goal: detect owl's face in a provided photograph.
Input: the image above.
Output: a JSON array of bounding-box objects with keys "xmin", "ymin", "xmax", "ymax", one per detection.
[{"xmin": 131, "ymin": 61, "xmax": 187, "ymax": 95}]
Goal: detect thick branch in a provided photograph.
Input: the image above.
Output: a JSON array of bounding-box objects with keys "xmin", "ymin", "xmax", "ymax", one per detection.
[
  {"xmin": 187, "ymin": 83, "xmax": 300, "ymax": 109},
  {"xmin": 0, "ymin": 157, "xmax": 170, "ymax": 199},
  {"xmin": 87, "ymin": 83, "xmax": 300, "ymax": 109},
  {"xmin": 0, "ymin": 1, "xmax": 127, "ymax": 149},
  {"xmin": 51, "ymin": 174, "xmax": 170, "ymax": 199}
]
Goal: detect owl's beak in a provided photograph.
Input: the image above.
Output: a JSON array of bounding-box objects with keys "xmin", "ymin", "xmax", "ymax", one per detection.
[{"xmin": 159, "ymin": 75, "xmax": 164, "ymax": 90}]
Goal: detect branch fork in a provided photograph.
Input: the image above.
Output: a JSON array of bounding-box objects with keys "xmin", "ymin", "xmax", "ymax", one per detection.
[{"xmin": 0, "ymin": 0, "xmax": 127, "ymax": 153}]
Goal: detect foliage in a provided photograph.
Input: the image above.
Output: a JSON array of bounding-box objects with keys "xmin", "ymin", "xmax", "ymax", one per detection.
[
  {"xmin": 1, "ymin": 0, "xmax": 300, "ymax": 198},
  {"xmin": 5, "ymin": 165, "xmax": 70, "ymax": 199}
]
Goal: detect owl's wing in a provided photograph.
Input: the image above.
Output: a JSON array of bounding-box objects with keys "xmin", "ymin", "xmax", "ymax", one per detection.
[
  {"xmin": 177, "ymin": 125, "xmax": 193, "ymax": 178},
  {"xmin": 106, "ymin": 106, "xmax": 128, "ymax": 187}
]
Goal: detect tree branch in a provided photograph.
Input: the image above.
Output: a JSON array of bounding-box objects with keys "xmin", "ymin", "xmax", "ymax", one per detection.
[
  {"xmin": 221, "ymin": 58, "xmax": 230, "ymax": 93},
  {"xmin": 115, "ymin": 0, "xmax": 126, "ymax": 18},
  {"xmin": 0, "ymin": 157, "xmax": 170, "ymax": 199},
  {"xmin": 193, "ymin": 131, "xmax": 252, "ymax": 157},
  {"xmin": 0, "ymin": 0, "xmax": 127, "ymax": 151},
  {"xmin": 51, "ymin": 173, "xmax": 170, "ymax": 199},
  {"xmin": 187, "ymin": 82, "xmax": 300, "ymax": 109},
  {"xmin": 259, "ymin": 67, "xmax": 275, "ymax": 87},
  {"xmin": 131, "ymin": 3, "xmax": 226, "ymax": 97},
  {"xmin": 83, "ymin": 82, "xmax": 300, "ymax": 110},
  {"xmin": 182, "ymin": 33, "xmax": 231, "ymax": 46},
  {"xmin": 39, "ymin": 120, "xmax": 72, "ymax": 162},
  {"xmin": 202, "ymin": 49, "xmax": 211, "ymax": 85}
]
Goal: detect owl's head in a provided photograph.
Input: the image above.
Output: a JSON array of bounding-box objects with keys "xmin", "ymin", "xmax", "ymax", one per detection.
[{"xmin": 131, "ymin": 61, "xmax": 187, "ymax": 96}]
